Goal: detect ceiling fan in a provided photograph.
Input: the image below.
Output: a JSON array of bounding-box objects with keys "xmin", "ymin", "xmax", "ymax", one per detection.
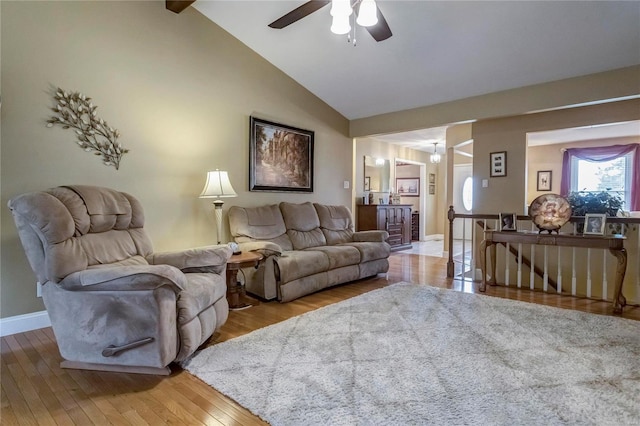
[{"xmin": 268, "ymin": 0, "xmax": 392, "ymax": 42}]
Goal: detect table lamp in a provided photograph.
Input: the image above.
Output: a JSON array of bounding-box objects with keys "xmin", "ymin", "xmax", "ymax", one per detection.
[{"xmin": 199, "ymin": 170, "xmax": 237, "ymax": 244}]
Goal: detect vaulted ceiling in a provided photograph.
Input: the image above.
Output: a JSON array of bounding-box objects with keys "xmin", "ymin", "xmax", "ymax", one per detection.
[{"xmin": 191, "ymin": 1, "xmax": 640, "ymax": 121}]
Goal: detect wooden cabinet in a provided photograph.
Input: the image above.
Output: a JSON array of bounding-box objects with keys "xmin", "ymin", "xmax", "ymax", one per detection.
[
  {"xmin": 412, "ymin": 212, "xmax": 419, "ymax": 241},
  {"xmin": 357, "ymin": 204, "xmax": 412, "ymax": 251}
]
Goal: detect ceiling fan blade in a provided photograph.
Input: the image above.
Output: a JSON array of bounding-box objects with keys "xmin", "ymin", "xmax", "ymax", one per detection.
[
  {"xmin": 268, "ymin": 1, "xmax": 331, "ymax": 29},
  {"xmin": 365, "ymin": 6, "xmax": 392, "ymax": 41}
]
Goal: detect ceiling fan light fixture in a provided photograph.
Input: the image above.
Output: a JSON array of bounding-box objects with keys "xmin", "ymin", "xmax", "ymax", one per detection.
[
  {"xmin": 331, "ymin": 14, "xmax": 351, "ymax": 34},
  {"xmin": 357, "ymin": 0, "xmax": 378, "ymax": 27},
  {"xmin": 330, "ymin": 0, "xmax": 353, "ymax": 17}
]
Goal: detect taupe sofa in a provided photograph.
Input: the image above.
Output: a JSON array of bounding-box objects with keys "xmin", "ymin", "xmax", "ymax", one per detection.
[
  {"xmin": 8, "ymin": 185, "xmax": 230, "ymax": 375},
  {"xmin": 229, "ymin": 202, "xmax": 390, "ymax": 302}
]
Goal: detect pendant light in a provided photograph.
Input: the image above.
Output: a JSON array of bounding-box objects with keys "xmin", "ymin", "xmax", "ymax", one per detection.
[{"xmin": 430, "ymin": 143, "xmax": 441, "ymax": 164}]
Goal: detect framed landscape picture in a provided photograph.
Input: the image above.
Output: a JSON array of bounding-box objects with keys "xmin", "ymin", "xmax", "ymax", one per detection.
[
  {"xmin": 396, "ymin": 177, "xmax": 420, "ymax": 196},
  {"xmin": 490, "ymin": 151, "xmax": 507, "ymax": 177},
  {"xmin": 249, "ymin": 117, "xmax": 314, "ymax": 192}
]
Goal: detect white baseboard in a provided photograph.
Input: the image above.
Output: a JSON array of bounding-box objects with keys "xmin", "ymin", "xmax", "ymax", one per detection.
[
  {"xmin": 0, "ymin": 310, "xmax": 50, "ymax": 337},
  {"xmin": 423, "ymin": 234, "xmax": 444, "ymax": 241}
]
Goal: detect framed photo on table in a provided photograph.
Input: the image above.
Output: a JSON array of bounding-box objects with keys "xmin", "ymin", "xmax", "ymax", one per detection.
[
  {"xmin": 537, "ymin": 170, "xmax": 552, "ymax": 191},
  {"xmin": 490, "ymin": 151, "xmax": 507, "ymax": 177},
  {"xmin": 584, "ymin": 213, "xmax": 606, "ymax": 235},
  {"xmin": 249, "ymin": 116, "xmax": 314, "ymax": 193},
  {"xmin": 499, "ymin": 213, "xmax": 517, "ymax": 231}
]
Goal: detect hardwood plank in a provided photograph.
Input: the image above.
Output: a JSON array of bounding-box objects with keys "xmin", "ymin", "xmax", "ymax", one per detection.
[{"xmin": 1, "ymin": 251, "xmax": 637, "ymax": 425}]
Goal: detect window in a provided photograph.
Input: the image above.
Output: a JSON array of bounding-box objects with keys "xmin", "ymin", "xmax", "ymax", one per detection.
[
  {"xmin": 560, "ymin": 143, "xmax": 639, "ymax": 212},
  {"xmin": 462, "ymin": 177, "xmax": 473, "ymax": 211},
  {"xmin": 570, "ymin": 152, "xmax": 632, "ymax": 207}
]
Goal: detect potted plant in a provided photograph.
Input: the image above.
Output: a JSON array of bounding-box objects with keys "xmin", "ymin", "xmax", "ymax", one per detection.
[{"xmin": 566, "ymin": 190, "xmax": 624, "ymax": 217}]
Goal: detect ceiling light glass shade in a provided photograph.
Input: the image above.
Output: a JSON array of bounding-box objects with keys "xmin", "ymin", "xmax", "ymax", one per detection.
[
  {"xmin": 357, "ymin": 0, "xmax": 378, "ymax": 27},
  {"xmin": 330, "ymin": 0, "xmax": 352, "ymax": 17},
  {"xmin": 331, "ymin": 14, "xmax": 351, "ymax": 35},
  {"xmin": 430, "ymin": 143, "xmax": 441, "ymax": 163},
  {"xmin": 199, "ymin": 170, "xmax": 237, "ymax": 198}
]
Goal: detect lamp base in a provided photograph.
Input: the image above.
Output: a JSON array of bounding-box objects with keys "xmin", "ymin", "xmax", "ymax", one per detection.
[{"xmin": 213, "ymin": 199, "xmax": 224, "ymax": 245}]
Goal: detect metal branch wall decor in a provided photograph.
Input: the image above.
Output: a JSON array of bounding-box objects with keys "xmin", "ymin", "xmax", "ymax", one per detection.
[{"xmin": 46, "ymin": 87, "xmax": 129, "ymax": 170}]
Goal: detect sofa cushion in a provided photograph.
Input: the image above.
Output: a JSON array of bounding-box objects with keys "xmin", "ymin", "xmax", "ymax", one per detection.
[
  {"xmin": 314, "ymin": 203, "xmax": 355, "ymax": 245},
  {"xmin": 304, "ymin": 245, "xmax": 360, "ymax": 269},
  {"xmin": 280, "ymin": 202, "xmax": 326, "ymax": 250},
  {"xmin": 229, "ymin": 205, "xmax": 293, "ymax": 251},
  {"xmin": 341, "ymin": 241, "xmax": 391, "ymax": 263},
  {"xmin": 275, "ymin": 250, "xmax": 330, "ymax": 284}
]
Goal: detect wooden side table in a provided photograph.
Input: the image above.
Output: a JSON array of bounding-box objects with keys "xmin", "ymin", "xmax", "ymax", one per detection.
[{"xmin": 226, "ymin": 251, "xmax": 263, "ymax": 310}]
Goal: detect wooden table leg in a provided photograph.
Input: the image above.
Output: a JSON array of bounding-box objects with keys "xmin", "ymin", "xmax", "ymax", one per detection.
[
  {"xmin": 479, "ymin": 239, "xmax": 488, "ymax": 292},
  {"xmin": 610, "ymin": 248, "xmax": 627, "ymax": 314},
  {"xmin": 489, "ymin": 242, "xmax": 497, "ymax": 287},
  {"xmin": 226, "ymin": 268, "xmax": 252, "ymax": 310}
]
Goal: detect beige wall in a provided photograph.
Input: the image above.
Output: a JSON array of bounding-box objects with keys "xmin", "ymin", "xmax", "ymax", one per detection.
[
  {"xmin": 1, "ymin": 1, "xmax": 352, "ymax": 318},
  {"xmin": 472, "ymin": 99, "xmax": 640, "ymax": 215},
  {"xmin": 350, "ymin": 65, "xmax": 640, "ymax": 138},
  {"xmin": 527, "ymin": 136, "xmax": 639, "ymax": 206}
]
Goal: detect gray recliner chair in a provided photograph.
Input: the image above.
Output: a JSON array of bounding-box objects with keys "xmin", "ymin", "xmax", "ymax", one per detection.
[{"xmin": 8, "ymin": 185, "xmax": 231, "ymax": 375}]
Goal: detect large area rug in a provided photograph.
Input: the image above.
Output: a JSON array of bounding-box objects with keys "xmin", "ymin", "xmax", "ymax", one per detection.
[{"xmin": 182, "ymin": 283, "xmax": 640, "ymax": 425}]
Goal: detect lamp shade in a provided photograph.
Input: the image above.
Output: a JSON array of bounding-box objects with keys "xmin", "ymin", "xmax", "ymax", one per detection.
[
  {"xmin": 330, "ymin": 0, "xmax": 352, "ymax": 17},
  {"xmin": 357, "ymin": 0, "xmax": 378, "ymax": 27},
  {"xmin": 331, "ymin": 14, "xmax": 351, "ymax": 35},
  {"xmin": 199, "ymin": 170, "xmax": 237, "ymax": 198}
]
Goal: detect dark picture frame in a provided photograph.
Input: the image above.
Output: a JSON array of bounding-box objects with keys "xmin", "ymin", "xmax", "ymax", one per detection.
[
  {"xmin": 499, "ymin": 212, "xmax": 517, "ymax": 231},
  {"xmin": 396, "ymin": 177, "xmax": 420, "ymax": 196},
  {"xmin": 584, "ymin": 213, "xmax": 606, "ymax": 235},
  {"xmin": 537, "ymin": 170, "xmax": 552, "ymax": 191},
  {"xmin": 429, "ymin": 184, "xmax": 435, "ymax": 195},
  {"xmin": 429, "ymin": 173, "xmax": 436, "ymax": 184},
  {"xmin": 249, "ymin": 117, "xmax": 314, "ymax": 192},
  {"xmin": 490, "ymin": 151, "xmax": 507, "ymax": 177}
]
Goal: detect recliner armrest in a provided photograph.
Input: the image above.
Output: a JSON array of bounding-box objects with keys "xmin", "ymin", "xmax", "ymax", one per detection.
[
  {"xmin": 146, "ymin": 245, "xmax": 232, "ymax": 273},
  {"xmin": 353, "ymin": 230, "xmax": 389, "ymax": 242},
  {"xmin": 58, "ymin": 264, "xmax": 187, "ymax": 292}
]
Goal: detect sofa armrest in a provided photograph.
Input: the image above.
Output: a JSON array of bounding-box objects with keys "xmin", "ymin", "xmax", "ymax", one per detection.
[
  {"xmin": 58, "ymin": 264, "xmax": 187, "ymax": 292},
  {"xmin": 238, "ymin": 241, "xmax": 283, "ymax": 257},
  {"xmin": 146, "ymin": 245, "xmax": 232, "ymax": 273},
  {"xmin": 353, "ymin": 230, "xmax": 389, "ymax": 242}
]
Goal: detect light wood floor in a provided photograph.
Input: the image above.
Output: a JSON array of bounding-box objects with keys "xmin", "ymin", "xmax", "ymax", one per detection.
[{"xmin": 2, "ymin": 252, "xmax": 638, "ymax": 425}]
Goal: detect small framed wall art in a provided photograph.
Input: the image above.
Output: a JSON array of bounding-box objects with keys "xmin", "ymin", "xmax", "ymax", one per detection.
[
  {"xmin": 490, "ymin": 151, "xmax": 507, "ymax": 177},
  {"xmin": 537, "ymin": 170, "xmax": 552, "ymax": 191},
  {"xmin": 396, "ymin": 177, "xmax": 420, "ymax": 196}
]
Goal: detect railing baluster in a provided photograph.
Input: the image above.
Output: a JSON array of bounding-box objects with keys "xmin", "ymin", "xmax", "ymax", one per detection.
[
  {"xmin": 462, "ymin": 218, "xmax": 467, "ymax": 280},
  {"xmin": 505, "ymin": 243, "xmax": 510, "ymax": 286},
  {"xmin": 530, "ymin": 244, "xmax": 535, "ymax": 290},
  {"xmin": 571, "ymin": 222, "xmax": 577, "ymax": 296},
  {"xmin": 602, "ymin": 250, "xmax": 608, "ymax": 301},
  {"xmin": 587, "ymin": 248, "xmax": 592, "ymax": 298},
  {"xmin": 556, "ymin": 247, "xmax": 562, "ymax": 294},
  {"xmin": 517, "ymin": 243, "xmax": 522, "ymax": 288},
  {"xmin": 543, "ymin": 246, "xmax": 549, "ymax": 292}
]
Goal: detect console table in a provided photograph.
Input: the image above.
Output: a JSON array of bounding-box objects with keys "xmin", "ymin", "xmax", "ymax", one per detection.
[{"xmin": 479, "ymin": 231, "xmax": 627, "ymax": 313}]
